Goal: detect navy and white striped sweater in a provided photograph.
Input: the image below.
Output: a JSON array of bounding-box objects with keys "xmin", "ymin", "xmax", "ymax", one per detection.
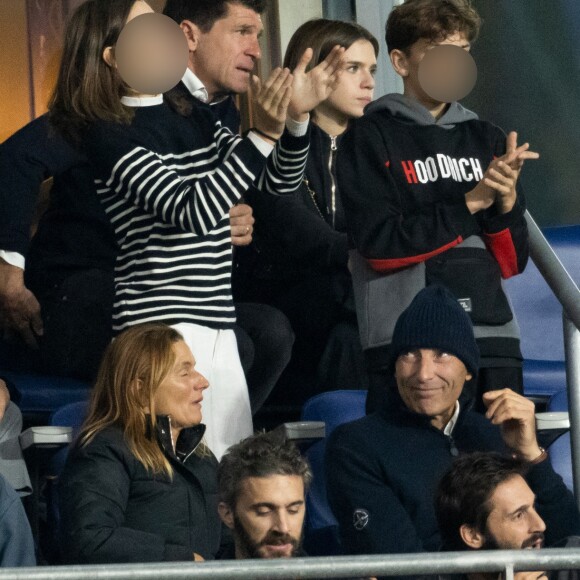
[{"xmin": 86, "ymin": 100, "xmax": 308, "ymax": 332}]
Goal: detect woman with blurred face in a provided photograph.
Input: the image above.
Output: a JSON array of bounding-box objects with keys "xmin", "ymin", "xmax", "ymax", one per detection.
[
  {"xmin": 59, "ymin": 323, "xmax": 219, "ymax": 564},
  {"xmin": 235, "ymin": 19, "xmax": 378, "ymax": 398},
  {"xmin": 47, "ymin": 0, "xmax": 312, "ymax": 460}
]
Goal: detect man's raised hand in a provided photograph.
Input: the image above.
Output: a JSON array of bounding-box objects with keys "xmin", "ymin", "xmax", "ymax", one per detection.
[
  {"xmin": 483, "ymin": 388, "xmax": 543, "ymax": 462},
  {"xmin": 250, "ymin": 67, "xmax": 294, "ymax": 142}
]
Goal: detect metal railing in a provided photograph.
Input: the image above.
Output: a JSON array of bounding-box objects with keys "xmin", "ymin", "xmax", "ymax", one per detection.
[
  {"xmin": 525, "ymin": 211, "xmax": 580, "ymax": 506},
  {"xmin": 2, "ymin": 549, "xmax": 580, "ymax": 580}
]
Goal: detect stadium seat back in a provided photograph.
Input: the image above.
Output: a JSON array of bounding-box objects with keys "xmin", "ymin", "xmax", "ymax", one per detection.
[{"xmin": 300, "ymin": 390, "xmax": 367, "ymax": 555}]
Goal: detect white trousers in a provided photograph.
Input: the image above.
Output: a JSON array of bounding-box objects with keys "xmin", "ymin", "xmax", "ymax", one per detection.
[{"xmin": 171, "ymin": 323, "xmax": 253, "ymax": 460}]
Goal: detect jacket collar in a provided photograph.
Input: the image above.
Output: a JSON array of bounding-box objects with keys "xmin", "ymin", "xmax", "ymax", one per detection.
[{"xmin": 152, "ymin": 415, "xmax": 206, "ymax": 463}]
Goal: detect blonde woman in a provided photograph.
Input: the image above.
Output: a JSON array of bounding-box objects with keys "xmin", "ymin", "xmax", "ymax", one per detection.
[{"xmin": 59, "ymin": 323, "xmax": 217, "ymax": 563}]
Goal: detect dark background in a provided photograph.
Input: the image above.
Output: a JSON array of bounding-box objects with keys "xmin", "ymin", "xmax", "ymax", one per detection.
[
  {"xmin": 452, "ymin": 1, "xmax": 580, "ymax": 226},
  {"xmin": 334, "ymin": 0, "xmax": 580, "ymax": 227}
]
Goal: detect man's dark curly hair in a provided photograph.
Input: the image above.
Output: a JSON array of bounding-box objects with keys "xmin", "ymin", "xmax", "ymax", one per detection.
[
  {"xmin": 218, "ymin": 431, "xmax": 312, "ymax": 508},
  {"xmin": 164, "ymin": 0, "xmax": 267, "ymax": 33}
]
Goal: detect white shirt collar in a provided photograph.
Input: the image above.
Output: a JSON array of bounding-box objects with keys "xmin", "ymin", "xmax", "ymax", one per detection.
[
  {"xmin": 121, "ymin": 94, "xmax": 163, "ymax": 107},
  {"xmin": 443, "ymin": 401, "xmax": 461, "ymax": 436},
  {"xmin": 181, "ymin": 68, "xmax": 209, "ymax": 103}
]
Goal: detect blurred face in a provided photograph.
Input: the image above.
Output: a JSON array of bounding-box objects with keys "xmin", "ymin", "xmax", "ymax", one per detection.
[
  {"xmin": 483, "ymin": 475, "xmax": 546, "ymax": 551},
  {"xmin": 225, "ymin": 475, "xmax": 305, "ymax": 559},
  {"xmin": 188, "ymin": 2, "xmax": 262, "ymax": 101},
  {"xmin": 392, "ymin": 31, "xmax": 471, "ymax": 108},
  {"xmin": 315, "ymin": 39, "xmax": 377, "ymax": 124},
  {"xmin": 151, "ymin": 340, "xmax": 209, "ymax": 435},
  {"xmin": 395, "ymin": 348, "xmax": 471, "ymax": 430}
]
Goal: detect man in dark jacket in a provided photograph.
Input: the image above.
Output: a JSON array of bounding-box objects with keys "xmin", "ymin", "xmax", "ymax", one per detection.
[
  {"xmin": 325, "ymin": 285, "xmax": 579, "ymax": 558},
  {"xmin": 436, "ymin": 452, "xmax": 580, "ymax": 580},
  {"xmin": 217, "ymin": 431, "xmax": 311, "ymax": 560}
]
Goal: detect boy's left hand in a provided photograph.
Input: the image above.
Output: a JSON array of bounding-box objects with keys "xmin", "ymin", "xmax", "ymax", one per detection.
[{"xmin": 494, "ymin": 131, "xmax": 539, "ymax": 213}]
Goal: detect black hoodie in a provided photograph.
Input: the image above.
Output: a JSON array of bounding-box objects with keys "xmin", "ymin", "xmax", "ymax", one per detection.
[{"xmin": 337, "ymin": 94, "xmax": 529, "ymax": 363}]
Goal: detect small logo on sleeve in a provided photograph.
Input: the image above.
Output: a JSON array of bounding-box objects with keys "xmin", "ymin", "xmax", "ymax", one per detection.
[{"xmin": 353, "ymin": 508, "xmax": 370, "ymax": 531}]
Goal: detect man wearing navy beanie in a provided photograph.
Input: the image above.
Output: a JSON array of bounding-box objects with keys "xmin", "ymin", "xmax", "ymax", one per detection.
[
  {"xmin": 326, "ymin": 285, "xmax": 579, "ymax": 561},
  {"xmin": 389, "ymin": 285, "xmax": 480, "ymax": 378}
]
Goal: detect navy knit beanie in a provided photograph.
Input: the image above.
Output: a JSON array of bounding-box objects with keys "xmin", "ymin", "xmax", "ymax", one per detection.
[{"xmin": 388, "ymin": 285, "xmax": 480, "ymax": 377}]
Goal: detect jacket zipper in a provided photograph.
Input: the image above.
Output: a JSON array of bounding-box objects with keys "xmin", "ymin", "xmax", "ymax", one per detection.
[
  {"xmin": 329, "ymin": 135, "xmax": 337, "ymax": 229},
  {"xmin": 448, "ymin": 434, "xmax": 459, "ymax": 457}
]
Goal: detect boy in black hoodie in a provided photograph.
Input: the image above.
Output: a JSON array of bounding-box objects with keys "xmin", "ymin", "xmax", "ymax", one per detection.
[{"xmin": 337, "ymin": 0, "xmax": 539, "ymax": 412}]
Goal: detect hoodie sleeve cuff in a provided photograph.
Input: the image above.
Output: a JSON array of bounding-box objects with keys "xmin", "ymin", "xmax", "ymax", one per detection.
[{"xmin": 480, "ymin": 199, "xmax": 525, "ymax": 234}]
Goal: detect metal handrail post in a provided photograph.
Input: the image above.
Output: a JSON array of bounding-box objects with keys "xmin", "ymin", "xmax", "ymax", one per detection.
[
  {"xmin": 565, "ymin": 314, "xmax": 580, "ymax": 507},
  {"xmin": 525, "ymin": 211, "xmax": 580, "ymax": 506},
  {"xmin": 525, "ymin": 211, "xmax": 580, "ymax": 330}
]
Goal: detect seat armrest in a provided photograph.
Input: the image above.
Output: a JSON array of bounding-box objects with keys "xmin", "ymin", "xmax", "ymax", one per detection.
[
  {"xmin": 271, "ymin": 421, "xmax": 325, "ymax": 444},
  {"xmin": 19, "ymin": 426, "xmax": 72, "ymax": 451},
  {"xmin": 536, "ymin": 412, "xmax": 570, "ymax": 448}
]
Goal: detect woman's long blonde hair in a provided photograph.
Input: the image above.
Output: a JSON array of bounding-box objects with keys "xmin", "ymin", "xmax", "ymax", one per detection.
[{"xmin": 80, "ymin": 323, "xmax": 185, "ymax": 477}]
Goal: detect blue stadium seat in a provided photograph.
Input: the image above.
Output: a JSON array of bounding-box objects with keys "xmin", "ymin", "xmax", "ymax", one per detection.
[
  {"xmin": 1, "ymin": 370, "xmax": 90, "ymax": 418},
  {"xmin": 546, "ymin": 389, "xmax": 573, "ymax": 491},
  {"xmin": 300, "ymin": 390, "xmax": 367, "ymax": 555},
  {"xmin": 504, "ymin": 225, "xmax": 580, "ymax": 398},
  {"xmin": 44, "ymin": 400, "xmax": 90, "ymax": 562},
  {"xmin": 0, "ymin": 340, "xmax": 90, "ymax": 419}
]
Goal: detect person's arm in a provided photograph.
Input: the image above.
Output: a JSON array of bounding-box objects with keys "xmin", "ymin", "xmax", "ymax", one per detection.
[
  {"xmin": 258, "ymin": 121, "xmax": 310, "ymax": 196},
  {"xmin": 59, "ymin": 439, "xmax": 193, "ymax": 563},
  {"xmin": 248, "ymin": 182, "xmax": 348, "ymax": 269},
  {"xmin": 526, "ymin": 458, "xmax": 580, "ymax": 546},
  {"xmin": 0, "ymin": 259, "xmax": 43, "ymax": 348},
  {"xmin": 325, "ymin": 425, "xmax": 426, "ymax": 555},
  {"xmin": 0, "ymin": 114, "xmax": 82, "ymax": 255},
  {"xmin": 0, "ymin": 476, "xmax": 36, "ymax": 567},
  {"xmin": 257, "ymin": 46, "xmax": 345, "ymax": 197},
  {"xmin": 0, "ymin": 380, "xmax": 10, "ymax": 423},
  {"xmin": 0, "ymin": 115, "xmax": 82, "ymax": 346},
  {"xmin": 88, "ymin": 70, "xmax": 300, "ymax": 236},
  {"xmin": 480, "ymin": 130, "xmax": 532, "ymax": 279},
  {"xmin": 88, "ymin": 119, "xmax": 274, "ymax": 237},
  {"xmin": 337, "ymin": 118, "xmax": 481, "ymax": 273},
  {"xmin": 482, "ymin": 388, "xmax": 580, "ymax": 543}
]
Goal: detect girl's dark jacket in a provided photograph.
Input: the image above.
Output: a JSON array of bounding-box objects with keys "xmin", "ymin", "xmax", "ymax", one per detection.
[{"xmin": 239, "ymin": 122, "xmax": 349, "ymax": 283}]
